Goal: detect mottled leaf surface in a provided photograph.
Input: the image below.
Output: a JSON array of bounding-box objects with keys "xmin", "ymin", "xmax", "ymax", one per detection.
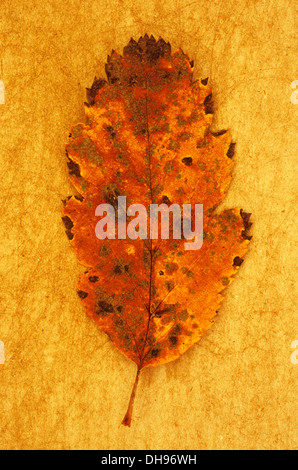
[{"xmin": 62, "ymin": 35, "xmax": 252, "ymax": 425}]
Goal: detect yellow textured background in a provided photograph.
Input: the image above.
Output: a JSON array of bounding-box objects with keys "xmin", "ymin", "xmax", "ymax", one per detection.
[{"xmin": 0, "ymin": 0, "xmax": 297, "ymax": 450}]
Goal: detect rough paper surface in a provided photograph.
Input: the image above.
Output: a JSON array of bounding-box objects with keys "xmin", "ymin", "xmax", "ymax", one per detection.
[{"xmin": 0, "ymin": 0, "xmax": 297, "ymax": 450}]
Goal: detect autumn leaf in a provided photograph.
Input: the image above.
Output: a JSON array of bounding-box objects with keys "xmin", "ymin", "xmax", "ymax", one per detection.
[{"xmin": 62, "ymin": 35, "xmax": 252, "ymax": 426}]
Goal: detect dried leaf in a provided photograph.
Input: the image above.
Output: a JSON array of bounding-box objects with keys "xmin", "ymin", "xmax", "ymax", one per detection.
[{"xmin": 62, "ymin": 35, "xmax": 252, "ymax": 426}]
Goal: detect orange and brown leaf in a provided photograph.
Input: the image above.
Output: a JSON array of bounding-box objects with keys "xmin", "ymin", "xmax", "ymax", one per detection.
[{"xmin": 62, "ymin": 35, "xmax": 252, "ymax": 426}]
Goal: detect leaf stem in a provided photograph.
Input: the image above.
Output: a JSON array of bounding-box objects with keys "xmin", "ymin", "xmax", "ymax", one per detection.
[{"xmin": 121, "ymin": 367, "xmax": 141, "ymax": 427}]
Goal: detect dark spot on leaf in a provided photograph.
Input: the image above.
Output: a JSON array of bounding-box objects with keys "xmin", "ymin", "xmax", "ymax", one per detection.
[
  {"xmin": 169, "ymin": 336, "xmax": 178, "ymax": 345},
  {"xmin": 204, "ymin": 93, "xmax": 213, "ymax": 114},
  {"xmin": 162, "ymin": 195, "xmax": 171, "ymax": 205},
  {"xmin": 65, "ymin": 230, "xmax": 73, "ymax": 240},
  {"xmin": 233, "ymin": 256, "xmax": 244, "ymax": 267},
  {"xmin": 97, "ymin": 300, "xmax": 114, "ymax": 315},
  {"xmin": 165, "ymin": 262, "xmax": 178, "ymax": 274},
  {"xmin": 159, "ymin": 270, "xmax": 164, "ymax": 276},
  {"xmin": 227, "ymin": 142, "xmax": 236, "ymax": 159},
  {"xmin": 201, "ymin": 77, "xmax": 208, "ymax": 85},
  {"xmin": 99, "ymin": 244, "xmax": 111, "ymax": 257},
  {"xmin": 182, "ymin": 157, "xmax": 193, "ymax": 166},
  {"xmin": 241, "ymin": 231, "xmax": 252, "ymax": 240},
  {"xmin": 62, "ymin": 216, "xmax": 74, "ymax": 240},
  {"xmin": 77, "ymin": 290, "xmax": 88, "ymax": 299},
  {"xmin": 67, "ymin": 157, "xmax": 81, "ymax": 178},
  {"xmin": 113, "ymin": 265, "xmax": 122, "ymax": 274},
  {"xmin": 62, "ymin": 216, "xmax": 73, "ymax": 231},
  {"xmin": 211, "ymin": 129, "xmax": 227, "ymax": 137},
  {"xmin": 240, "ymin": 209, "xmax": 253, "ymax": 240},
  {"xmin": 106, "ymin": 125, "xmax": 116, "ymax": 139},
  {"xmin": 165, "ymin": 281, "xmax": 174, "ymax": 291},
  {"xmin": 89, "ymin": 276, "xmax": 99, "ymax": 283},
  {"xmin": 154, "ymin": 306, "xmax": 173, "ymax": 318},
  {"xmin": 150, "ymin": 348, "xmax": 161, "ymax": 358}
]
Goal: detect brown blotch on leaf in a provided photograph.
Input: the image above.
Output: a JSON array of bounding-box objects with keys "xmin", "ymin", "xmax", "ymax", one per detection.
[
  {"xmin": 240, "ymin": 209, "xmax": 253, "ymax": 240},
  {"xmin": 150, "ymin": 348, "xmax": 161, "ymax": 358},
  {"xmin": 62, "ymin": 196, "xmax": 71, "ymax": 206},
  {"xmin": 89, "ymin": 276, "xmax": 99, "ymax": 283},
  {"xmin": 65, "ymin": 229, "xmax": 73, "ymax": 240},
  {"xmin": 97, "ymin": 300, "xmax": 114, "ymax": 315},
  {"xmin": 233, "ymin": 256, "xmax": 244, "ymax": 267},
  {"xmin": 168, "ymin": 324, "xmax": 181, "ymax": 342},
  {"xmin": 62, "ymin": 216, "xmax": 74, "ymax": 240},
  {"xmin": 211, "ymin": 129, "xmax": 227, "ymax": 137},
  {"xmin": 203, "ymin": 93, "xmax": 213, "ymax": 114},
  {"xmin": 77, "ymin": 290, "xmax": 88, "ymax": 299},
  {"xmin": 113, "ymin": 265, "xmax": 123, "ymax": 274},
  {"xmin": 169, "ymin": 335, "xmax": 178, "ymax": 345},
  {"xmin": 227, "ymin": 142, "xmax": 236, "ymax": 159},
  {"xmin": 106, "ymin": 125, "xmax": 116, "ymax": 139},
  {"xmin": 154, "ymin": 307, "xmax": 169, "ymax": 318},
  {"xmin": 165, "ymin": 262, "xmax": 178, "ymax": 274},
  {"xmin": 62, "ymin": 215, "xmax": 73, "ymax": 231},
  {"xmin": 67, "ymin": 156, "xmax": 81, "ymax": 178},
  {"xmin": 181, "ymin": 157, "xmax": 193, "ymax": 166},
  {"xmin": 162, "ymin": 195, "xmax": 171, "ymax": 205}
]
